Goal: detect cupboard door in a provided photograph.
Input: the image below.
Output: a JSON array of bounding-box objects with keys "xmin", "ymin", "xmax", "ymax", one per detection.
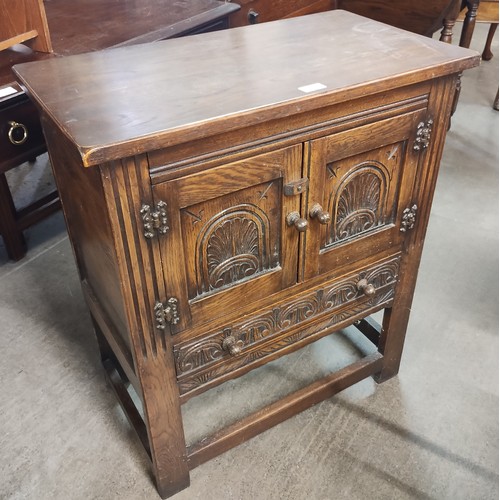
[
  {"xmin": 154, "ymin": 145, "xmax": 303, "ymax": 333},
  {"xmin": 304, "ymin": 110, "xmax": 426, "ymax": 280}
]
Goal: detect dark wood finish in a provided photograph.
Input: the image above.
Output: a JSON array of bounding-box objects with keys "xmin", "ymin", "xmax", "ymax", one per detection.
[
  {"xmin": 44, "ymin": 0, "xmax": 239, "ymax": 55},
  {"xmin": 353, "ymin": 316, "xmax": 381, "ymax": 345},
  {"xmin": 14, "ymin": 11, "xmax": 479, "ymax": 498},
  {"xmin": 335, "ymin": 0, "xmax": 462, "ymax": 40},
  {"xmin": 187, "ymin": 351, "xmax": 384, "ymax": 469},
  {"xmin": 0, "ymin": 0, "xmax": 239, "ymax": 261},
  {"xmin": 482, "ymin": 22, "xmax": 498, "ymax": 60},
  {"xmin": 460, "ymin": 0, "xmax": 481, "ymax": 47},
  {"xmin": 229, "ymin": 0, "xmax": 333, "ymax": 27}
]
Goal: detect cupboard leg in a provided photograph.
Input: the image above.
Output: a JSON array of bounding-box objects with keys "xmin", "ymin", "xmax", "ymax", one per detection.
[
  {"xmin": 139, "ymin": 355, "xmax": 190, "ymax": 498},
  {"xmin": 374, "ymin": 250, "xmax": 425, "ymax": 382}
]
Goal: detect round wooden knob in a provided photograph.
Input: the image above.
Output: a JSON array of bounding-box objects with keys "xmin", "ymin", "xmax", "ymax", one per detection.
[
  {"xmin": 222, "ymin": 336, "xmax": 242, "ymax": 356},
  {"xmin": 8, "ymin": 121, "xmax": 28, "ymax": 145},
  {"xmin": 309, "ymin": 203, "xmax": 331, "ymax": 224},
  {"xmin": 357, "ymin": 279, "xmax": 376, "ymax": 296},
  {"xmin": 286, "ymin": 211, "xmax": 308, "ymax": 232}
]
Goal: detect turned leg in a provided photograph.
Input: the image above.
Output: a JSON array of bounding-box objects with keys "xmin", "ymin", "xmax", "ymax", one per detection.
[
  {"xmin": 482, "ymin": 23, "xmax": 498, "ymax": 60},
  {"xmin": 460, "ymin": 0, "xmax": 480, "ymax": 48},
  {"xmin": 440, "ymin": 18, "xmax": 456, "ymax": 44},
  {"xmin": 0, "ymin": 173, "xmax": 27, "ymax": 261}
]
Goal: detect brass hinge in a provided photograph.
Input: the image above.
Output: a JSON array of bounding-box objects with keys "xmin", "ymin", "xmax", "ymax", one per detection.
[
  {"xmin": 284, "ymin": 178, "xmax": 309, "ymax": 196},
  {"xmin": 154, "ymin": 298, "xmax": 180, "ymax": 330},
  {"xmin": 140, "ymin": 201, "xmax": 169, "ymax": 239},
  {"xmin": 413, "ymin": 118, "xmax": 433, "ymax": 152},
  {"xmin": 400, "ymin": 204, "xmax": 418, "ymax": 232}
]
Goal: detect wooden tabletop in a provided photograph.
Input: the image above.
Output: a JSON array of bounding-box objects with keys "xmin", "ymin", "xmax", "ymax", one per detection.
[
  {"xmin": 1, "ymin": 0, "xmax": 238, "ymax": 91},
  {"xmin": 14, "ymin": 10, "xmax": 480, "ymax": 167},
  {"xmin": 44, "ymin": 0, "xmax": 240, "ymax": 55}
]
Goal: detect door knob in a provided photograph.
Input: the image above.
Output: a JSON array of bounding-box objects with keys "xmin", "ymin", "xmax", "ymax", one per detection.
[
  {"xmin": 222, "ymin": 336, "xmax": 243, "ymax": 356},
  {"xmin": 357, "ymin": 279, "xmax": 376, "ymax": 297},
  {"xmin": 309, "ymin": 203, "xmax": 331, "ymax": 224},
  {"xmin": 286, "ymin": 211, "xmax": 308, "ymax": 232}
]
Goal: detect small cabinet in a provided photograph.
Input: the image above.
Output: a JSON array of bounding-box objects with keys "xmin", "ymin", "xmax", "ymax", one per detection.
[
  {"xmin": 303, "ymin": 109, "xmax": 426, "ymax": 280},
  {"xmin": 153, "ymin": 145, "xmax": 303, "ymax": 333},
  {"xmin": 15, "ymin": 9, "xmax": 479, "ymax": 498}
]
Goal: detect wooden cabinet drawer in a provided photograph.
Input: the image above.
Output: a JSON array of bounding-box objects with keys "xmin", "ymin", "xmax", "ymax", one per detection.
[
  {"xmin": 229, "ymin": 0, "xmax": 332, "ymax": 27},
  {"xmin": 174, "ymin": 254, "xmax": 400, "ymax": 398},
  {"xmin": 0, "ymin": 95, "xmax": 46, "ymax": 172}
]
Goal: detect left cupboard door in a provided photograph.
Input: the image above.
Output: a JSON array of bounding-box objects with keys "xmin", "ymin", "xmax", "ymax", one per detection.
[{"xmin": 152, "ymin": 145, "xmax": 303, "ymax": 334}]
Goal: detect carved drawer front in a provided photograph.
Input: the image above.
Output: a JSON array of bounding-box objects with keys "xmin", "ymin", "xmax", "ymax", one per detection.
[
  {"xmin": 174, "ymin": 254, "xmax": 400, "ymax": 397},
  {"xmin": 153, "ymin": 145, "xmax": 303, "ymax": 334},
  {"xmin": 303, "ymin": 108, "xmax": 426, "ymax": 280}
]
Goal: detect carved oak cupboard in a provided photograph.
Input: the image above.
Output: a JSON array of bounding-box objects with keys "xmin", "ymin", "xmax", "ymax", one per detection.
[{"xmin": 14, "ymin": 11, "xmax": 478, "ymax": 499}]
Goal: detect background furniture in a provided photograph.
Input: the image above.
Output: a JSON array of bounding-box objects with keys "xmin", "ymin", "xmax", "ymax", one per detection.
[
  {"xmin": 0, "ymin": 0, "xmax": 239, "ymax": 261},
  {"xmin": 15, "ymin": 11, "xmax": 478, "ymax": 498},
  {"xmin": 458, "ymin": 0, "xmax": 499, "ymax": 108},
  {"xmin": 229, "ymin": 0, "xmax": 466, "ymax": 43}
]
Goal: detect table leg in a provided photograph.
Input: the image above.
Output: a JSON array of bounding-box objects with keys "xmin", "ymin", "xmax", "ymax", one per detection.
[
  {"xmin": 0, "ymin": 173, "xmax": 27, "ymax": 260},
  {"xmin": 460, "ymin": 0, "xmax": 480, "ymax": 48}
]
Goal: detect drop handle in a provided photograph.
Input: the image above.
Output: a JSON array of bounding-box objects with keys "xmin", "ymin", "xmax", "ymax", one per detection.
[
  {"xmin": 7, "ymin": 121, "xmax": 28, "ymax": 145},
  {"xmin": 357, "ymin": 279, "xmax": 376, "ymax": 297},
  {"xmin": 286, "ymin": 211, "xmax": 308, "ymax": 232},
  {"xmin": 309, "ymin": 203, "xmax": 331, "ymax": 224},
  {"xmin": 248, "ymin": 9, "xmax": 259, "ymax": 24},
  {"xmin": 222, "ymin": 336, "xmax": 243, "ymax": 356}
]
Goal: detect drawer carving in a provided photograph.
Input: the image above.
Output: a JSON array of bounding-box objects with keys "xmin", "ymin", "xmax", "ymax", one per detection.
[{"xmin": 174, "ymin": 256, "xmax": 400, "ymax": 390}]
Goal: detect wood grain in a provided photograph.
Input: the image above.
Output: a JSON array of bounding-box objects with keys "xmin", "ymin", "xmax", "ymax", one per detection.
[{"xmin": 14, "ymin": 11, "xmax": 479, "ymax": 167}]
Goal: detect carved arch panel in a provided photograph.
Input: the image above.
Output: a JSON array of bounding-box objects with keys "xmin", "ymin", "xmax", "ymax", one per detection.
[
  {"xmin": 327, "ymin": 161, "xmax": 391, "ymax": 246},
  {"xmin": 195, "ymin": 204, "xmax": 273, "ymax": 296}
]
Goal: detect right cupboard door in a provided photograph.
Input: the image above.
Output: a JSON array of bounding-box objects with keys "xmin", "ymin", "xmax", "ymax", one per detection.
[{"xmin": 304, "ymin": 109, "xmax": 427, "ymax": 280}]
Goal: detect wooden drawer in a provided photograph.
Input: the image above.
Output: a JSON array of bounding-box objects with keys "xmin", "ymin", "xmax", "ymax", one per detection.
[
  {"xmin": 0, "ymin": 94, "xmax": 46, "ymax": 173},
  {"xmin": 174, "ymin": 254, "xmax": 400, "ymax": 398},
  {"xmin": 229, "ymin": 0, "xmax": 332, "ymax": 27}
]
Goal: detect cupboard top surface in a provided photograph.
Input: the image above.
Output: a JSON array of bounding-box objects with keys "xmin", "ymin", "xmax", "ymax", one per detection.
[{"xmin": 14, "ymin": 10, "xmax": 479, "ymax": 167}]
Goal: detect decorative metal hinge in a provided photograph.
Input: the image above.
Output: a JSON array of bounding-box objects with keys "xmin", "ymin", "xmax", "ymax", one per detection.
[
  {"xmin": 284, "ymin": 178, "xmax": 309, "ymax": 196},
  {"xmin": 154, "ymin": 298, "xmax": 180, "ymax": 329},
  {"xmin": 400, "ymin": 204, "xmax": 418, "ymax": 232},
  {"xmin": 140, "ymin": 201, "xmax": 169, "ymax": 239},
  {"xmin": 413, "ymin": 119, "xmax": 433, "ymax": 151}
]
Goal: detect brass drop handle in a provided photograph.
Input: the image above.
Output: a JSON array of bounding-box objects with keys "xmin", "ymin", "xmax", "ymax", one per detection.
[
  {"xmin": 357, "ymin": 279, "xmax": 376, "ymax": 297},
  {"xmin": 286, "ymin": 211, "xmax": 308, "ymax": 232},
  {"xmin": 222, "ymin": 336, "xmax": 242, "ymax": 356},
  {"xmin": 309, "ymin": 203, "xmax": 331, "ymax": 224},
  {"xmin": 8, "ymin": 121, "xmax": 28, "ymax": 145}
]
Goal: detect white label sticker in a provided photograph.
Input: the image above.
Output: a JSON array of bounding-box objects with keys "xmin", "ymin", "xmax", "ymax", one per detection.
[
  {"xmin": 298, "ymin": 83, "xmax": 327, "ymax": 93},
  {"xmin": 0, "ymin": 86, "xmax": 18, "ymax": 98}
]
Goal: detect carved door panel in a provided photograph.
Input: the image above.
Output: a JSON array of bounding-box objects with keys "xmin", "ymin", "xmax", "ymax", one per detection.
[
  {"xmin": 303, "ymin": 109, "xmax": 426, "ymax": 280},
  {"xmin": 154, "ymin": 145, "xmax": 303, "ymax": 333}
]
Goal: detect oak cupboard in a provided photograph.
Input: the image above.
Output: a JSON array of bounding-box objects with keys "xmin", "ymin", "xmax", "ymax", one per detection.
[{"xmin": 14, "ymin": 11, "xmax": 479, "ymax": 498}]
